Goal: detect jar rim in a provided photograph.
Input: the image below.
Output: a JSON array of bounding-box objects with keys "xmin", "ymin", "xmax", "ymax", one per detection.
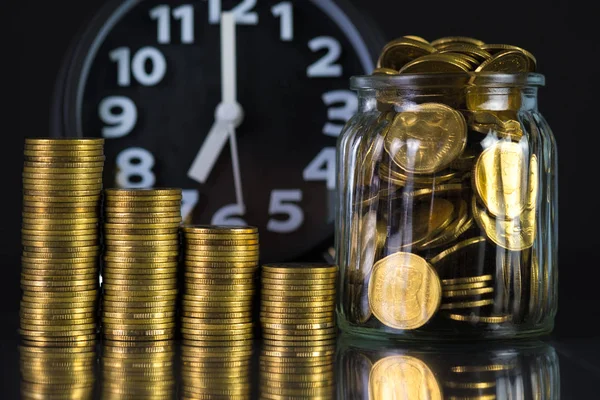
[{"xmin": 350, "ymin": 72, "xmax": 545, "ymax": 89}]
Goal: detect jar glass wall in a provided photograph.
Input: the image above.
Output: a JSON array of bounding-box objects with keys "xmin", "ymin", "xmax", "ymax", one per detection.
[{"xmin": 335, "ymin": 73, "xmax": 557, "ymax": 340}]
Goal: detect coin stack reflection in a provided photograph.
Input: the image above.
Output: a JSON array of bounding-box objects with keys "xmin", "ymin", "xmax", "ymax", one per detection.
[
  {"xmin": 181, "ymin": 226, "xmax": 258, "ymax": 343},
  {"xmin": 102, "ymin": 189, "xmax": 181, "ymax": 341},
  {"xmin": 20, "ymin": 344, "xmax": 96, "ymax": 400},
  {"xmin": 102, "ymin": 341, "xmax": 175, "ymax": 399},
  {"xmin": 259, "ymin": 264, "xmax": 337, "ymax": 399},
  {"xmin": 181, "ymin": 341, "xmax": 253, "ymax": 399},
  {"xmin": 260, "ymin": 341, "xmax": 336, "ymax": 399},
  {"xmin": 20, "ymin": 138, "xmax": 104, "ymax": 344}
]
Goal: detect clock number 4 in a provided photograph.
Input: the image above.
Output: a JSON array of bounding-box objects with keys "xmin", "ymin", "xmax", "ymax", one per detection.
[{"xmin": 213, "ymin": 190, "xmax": 304, "ymax": 233}]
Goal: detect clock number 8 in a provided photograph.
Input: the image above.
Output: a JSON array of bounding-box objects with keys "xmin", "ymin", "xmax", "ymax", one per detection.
[{"xmin": 116, "ymin": 147, "xmax": 156, "ymax": 189}]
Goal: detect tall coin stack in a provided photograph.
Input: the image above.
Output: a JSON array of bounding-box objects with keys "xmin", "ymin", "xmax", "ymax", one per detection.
[
  {"xmin": 102, "ymin": 189, "xmax": 182, "ymax": 341},
  {"xmin": 181, "ymin": 226, "xmax": 258, "ymax": 342},
  {"xmin": 20, "ymin": 138, "xmax": 104, "ymax": 344},
  {"xmin": 259, "ymin": 264, "xmax": 338, "ymax": 399},
  {"xmin": 20, "ymin": 344, "xmax": 96, "ymax": 399},
  {"xmin": 102, "ymin": 340, "xmax": 175, "ymax": 399}
]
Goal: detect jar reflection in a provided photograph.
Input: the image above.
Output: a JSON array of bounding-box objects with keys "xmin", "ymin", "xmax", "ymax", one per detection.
[
  {"xmin": 101, "ymin": 340, "xmax": 174, "ymax": 399},
  {"xmin": 20, "ymin": 341, "xmax": 96, "ymax": 400},
  {"xmin": 337, "ymin": 337, "xmax": 559, "ymax": 399}
]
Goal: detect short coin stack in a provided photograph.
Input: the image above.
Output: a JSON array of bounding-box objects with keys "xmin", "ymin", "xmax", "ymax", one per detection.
[
  {"xmin": 102, "ymin": 189, "xmax": 182, "ymax": 341},
  {"xmin": 20, "ymin": 138, "xmax": 104, "ymax": 344},
  {"xmin": 260, "ymin": 264, "xmax": 338, "ymax": 342},
  {"xmin": 102, "ymin": 340, "xmax": 175, "ymax": 399},
  {"xmin": 181, "ymin": 226, "xmax": 258, "ymax": 345},
  {"xmin": 19, "ymin": 344, "xmax": 96, "ymax": 399}
]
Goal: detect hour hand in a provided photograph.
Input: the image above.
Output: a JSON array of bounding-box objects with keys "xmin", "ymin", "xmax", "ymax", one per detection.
[{"xmin": 187, "ymin": 119, "xmax": 229, "ymax": 184}]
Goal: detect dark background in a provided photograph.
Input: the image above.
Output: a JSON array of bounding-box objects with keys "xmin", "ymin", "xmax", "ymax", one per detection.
[{"xmin": 5, "ymin": 0, "xmax": 598, "ymax": 340}]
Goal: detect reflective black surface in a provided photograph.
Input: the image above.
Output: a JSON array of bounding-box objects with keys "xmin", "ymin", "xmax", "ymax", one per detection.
[{"xmin": 3, "ymin": 331, "xmax": 599, "ymax": 399}]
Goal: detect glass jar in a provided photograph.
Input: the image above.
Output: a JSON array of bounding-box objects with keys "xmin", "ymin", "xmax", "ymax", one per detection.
[
  {"xmin": 335, "ymin": 73, "xmax": 557, "ymax": 340},
  {"xmin": 336, "ymin": 335, "xmax": 560, "ymax": 399}
]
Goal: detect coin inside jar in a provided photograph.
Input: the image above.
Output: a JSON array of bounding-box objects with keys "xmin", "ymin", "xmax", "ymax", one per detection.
[{"xmin": 383, "ymin": 103, "xmax": 467, "ymax": 174}]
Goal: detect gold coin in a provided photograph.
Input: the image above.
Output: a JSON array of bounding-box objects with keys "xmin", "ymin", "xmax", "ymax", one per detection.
[
  {"xmin": 480, "ymin": 44, "xmax": 536, "ymax": 71},
  {"xmin": 105, "ymin": 205, "xmax": 181, "ymax": 213},
  {"xmin": 442, "ymin": 274, "xmax": 493, "ymax": 285},
  {"xmin": 475, "ymin": 49, "xmax": 530, "ymax": 73},
  {"xmin": 104, "ymin": 251, "xmax": 179, "ymax": 258},
  {"xmin": 474, "ymin": 141, "xmax": 527, "ymax": 219},
  {"xmin": 182, "ymin": 311, "xmax": 252, "ymax": 319},
  {"xmin": 431, "ymin": 36, "xmax": 485, "ymax": 47},
  {"xmin": 262, "ymin": 264, "xmax": 338, "ymax": 274},
  {"xmin": 445, "ymin": 313, "xmax": 512, "ymax": 324},
  {"xmin": 368, "ymin": 252, "xmax": 441, "ymax": 330},
  {"xmin": 429, "ymin": 236, "xmax": 486, "ymax": 265},
  {"xmin": 472, "ymin": 197, "xmax": 534, "ymax": 251},
  {"xmin": 261, "ymin": 277, "xmax": 335, "ymax": 285},
  {"xmin": 182, "ymin": 295, "xmax": 252, "ymax": 304},
  {"xmin": 439, "ymin": 43, "xmax": 491, "ymax": 62},
  {"xmin": 262, "ymin": 272, "xmax": 337, "ymax": 281},
  {"xmin": 23, "ymin": 165, "xmax": 104, "ymax": 174},
  {"xmin": 440, "ymin": 299, "xmax": 494, "ymax": 310},
  {"xmin": 184, "ymin": 244, "xmax": 260, "ymax": 252},
  {"xmin": 372, "ymin": 67, "xmax": 398, "ymax": 75},
  {"xmin": 182, "ymin": 225, "xmax": 258, "ymax": 235},
  {"xmin": 185, "ymin": 256, "xmax": 258, "ymax": 263},
  {"xmin": 369, "ymin": 355, "xmax": 441, "ymax": 400},
  {"xmin": 418, "ymin": 200, "xmax": 470, "ymax": 250},
  {"xmin": 386, "ymin": 198, "xmax": 454, "ymax": 251},
  {"xmin": 442, "ymin": 281, "xmax": 490, "ymax": 291},
  {"xmin": 442, "ymin": 287, "xmax": 494, "ymax": 298},
  {"xmin": 377, "ymin": 37, "xmax": 436, "ymax": 70},
  {"xmin": 104, "ymin": 216, "xmax": 181, "ymax": 224},
  {"xmin": 403, "ymin": 35, "xmax": 429, "ymax": 44},
  {"xmin": 398, "ymin": 53, "xmax": 470, "ymax": 73},
  {"xmin": 25, "ymin": 138, "xmax": 104, "ymax": 146},
  {"xmin": 260, "ymin": 317, "xmax": 334, "ymax": 326},
  {"xmin": 261, "ymin": 300, "xmax": 334, "ymax": 308},
  {"xmin": 105, "ymin": 239, "xmax": 179, "ymax": 247},
  {"xmin": 105, "ymin": 188, "xmax": 181, "ymax": 197},
  {"xmin": 383, "ymin": 103, "xmax": 467, "ymax": 174}
]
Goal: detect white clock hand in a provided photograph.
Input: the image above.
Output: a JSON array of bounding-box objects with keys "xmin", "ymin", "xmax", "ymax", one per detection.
[
  {"xmin": 221, "ymin": 12, "xmax": 237, "ymax": 105},
  {"xmin": 187, "ymin": 12, "xmax": 244, "ymax": 184}
]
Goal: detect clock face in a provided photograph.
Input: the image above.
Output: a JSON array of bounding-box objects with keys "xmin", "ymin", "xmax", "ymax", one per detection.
[{"xmin": 52, "ymin": 0, "xmax": 382, "ymax": 262}]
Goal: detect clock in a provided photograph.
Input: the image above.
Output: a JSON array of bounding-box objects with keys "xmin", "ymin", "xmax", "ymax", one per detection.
[{"xmin": 51, "ymin": 0, "xmax": 383, "ymax": 262}]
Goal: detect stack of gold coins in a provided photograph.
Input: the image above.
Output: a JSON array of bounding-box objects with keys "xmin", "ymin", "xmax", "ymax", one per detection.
[
  {"xmin": 19, "ymin": 344, "xmax": 96, "ymax": 399},
  {"xmin": 102, "ymin": 340, "xmax": 175, "ymax": 399},
  {"xmin": 181, "ymin": 342, "xmax": 253, "ymax": 399},
  {"xmin": 259, "ymin": 341, "xmax": 336, "ymax": 399},
  {"xmin": 20, "ymin": 138, "xmax": 104, "ymax": 344},
  {"xmin": 260, "ymin": 264, "xmax": 338, "ymax": 342},
  {"xmin": 180, "ymin": 226, "xmax": 258, "ymax": 343},
  {"xmin": 102, "ymin": 189, "xmax": 182, "ymax": 341}
]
